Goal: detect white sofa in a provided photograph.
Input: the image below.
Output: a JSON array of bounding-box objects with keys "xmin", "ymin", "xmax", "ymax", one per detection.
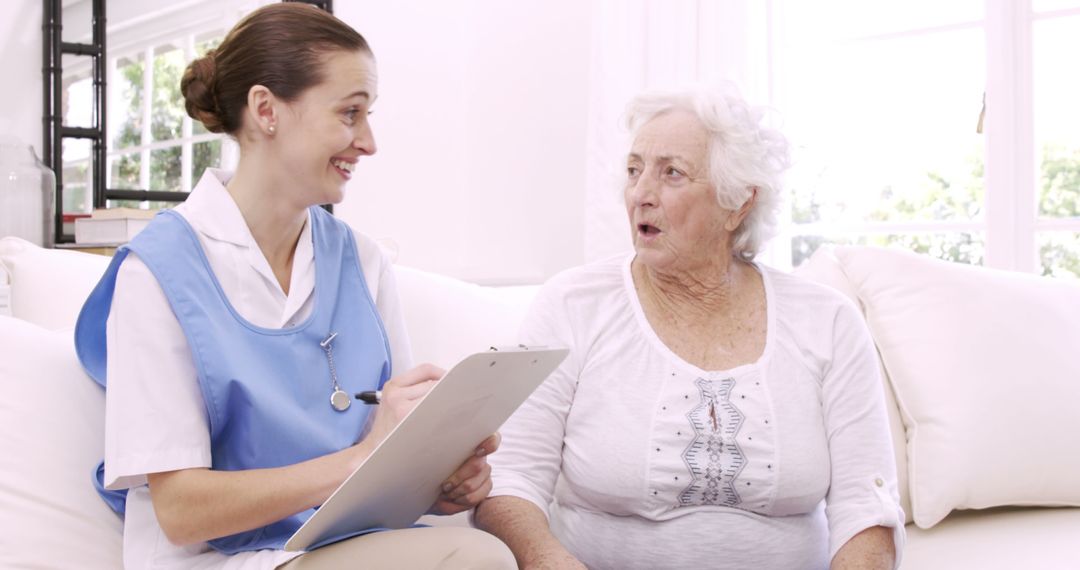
[{"xmin": 2, "ymin": 236, "xmax": 1079, "ymax": 569}]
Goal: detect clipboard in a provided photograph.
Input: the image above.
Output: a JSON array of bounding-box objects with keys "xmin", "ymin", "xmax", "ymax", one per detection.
[{"xmin": 284, "ymin": 345, "xmax": 569, "ymax": 552}]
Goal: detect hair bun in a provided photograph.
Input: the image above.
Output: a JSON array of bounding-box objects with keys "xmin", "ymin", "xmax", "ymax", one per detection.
[{"xmin": 181, "ymin": 51, "xmax": 226, "ymax": 133}]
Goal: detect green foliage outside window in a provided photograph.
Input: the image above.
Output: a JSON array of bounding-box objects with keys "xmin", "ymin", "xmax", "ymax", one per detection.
[
  {"xmin": 111, "ymin": 57, "xmax": 142, "ymax": 199},
  {"xmin": 791, "ymin": 148, "xmax": 1080, "ymax": 278},
  {"xmin": 1038, "ymin": 145, "xmax": 1080, "ymax": 278}
]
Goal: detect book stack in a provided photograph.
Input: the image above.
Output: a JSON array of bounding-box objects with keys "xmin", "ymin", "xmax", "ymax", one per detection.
[{"xmin": 74, "ymin": 207, "xmax": 158, "ymax": 245}]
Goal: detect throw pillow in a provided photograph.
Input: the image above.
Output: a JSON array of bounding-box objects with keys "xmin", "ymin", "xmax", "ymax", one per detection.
[{"xmin": 836, "ymin": 246, "xmax": 1080, "ymax": 528}]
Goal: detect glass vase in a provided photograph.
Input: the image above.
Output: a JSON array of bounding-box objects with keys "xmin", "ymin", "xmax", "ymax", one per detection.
[{"xmin": 0, "ymin": 136, "xmax": 57, "ymax": 248}]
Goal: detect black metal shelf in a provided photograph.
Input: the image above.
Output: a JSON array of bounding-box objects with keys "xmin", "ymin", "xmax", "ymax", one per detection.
[{"xmin": 43, "ymin": 0, "xmax": 107, "ymax": 244}]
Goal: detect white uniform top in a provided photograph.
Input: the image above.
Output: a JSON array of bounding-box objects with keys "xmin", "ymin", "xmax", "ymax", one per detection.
[
  {"xmin": 488, "ymin": 254, "xmax": 905, "ymax": 570},
  {"xmin": 103, "ymin": 169, "xmax": 412, "ymax": 570}
]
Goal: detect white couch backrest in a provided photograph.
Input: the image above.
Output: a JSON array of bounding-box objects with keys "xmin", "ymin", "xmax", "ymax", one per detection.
[
  {"xmin": 394, "ymin": 265, "xmax": 540, "ymax": 370},
  {"xmin": 0, "ymin": 236, "xmax": 543, "ymax": 371}
]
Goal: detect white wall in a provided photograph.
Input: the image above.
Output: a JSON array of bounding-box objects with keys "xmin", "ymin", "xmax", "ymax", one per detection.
[
  {"xmin": 1, "ymin": 0, "xmax": 45, "ymax": 158},
  {"xmin": 334, "ymin": 1, "xmax": 591, "ymax": 284}
]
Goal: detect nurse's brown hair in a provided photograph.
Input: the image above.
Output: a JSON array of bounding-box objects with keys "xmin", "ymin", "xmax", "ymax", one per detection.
[{"xmin": 180, "ymin": 3, "xmax": 371, "ymax": 134}]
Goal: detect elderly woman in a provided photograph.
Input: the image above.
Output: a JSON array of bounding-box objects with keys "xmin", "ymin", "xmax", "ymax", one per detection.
[{"xmin": 474, "ymin": 87, "xmax": 904, "ymax": 569}]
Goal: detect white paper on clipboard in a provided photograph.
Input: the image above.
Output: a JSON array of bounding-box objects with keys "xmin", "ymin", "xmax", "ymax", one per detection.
[{"xmin": 284, "ymin": 346, "xmax": 568, "ymax": 552}]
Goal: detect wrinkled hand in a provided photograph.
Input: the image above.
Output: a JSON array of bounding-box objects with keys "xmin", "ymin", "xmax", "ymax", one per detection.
[
  {"xmin": 365, "ymin": 364, "xmax": 444, "ymax": 446},
  {"xmin": 430, "ymin": 433, "xmax": 501, "ymax": 515}
]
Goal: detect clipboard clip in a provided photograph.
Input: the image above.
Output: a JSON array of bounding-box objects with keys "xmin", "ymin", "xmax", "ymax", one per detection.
[{"xmin": 489, "ymin": 344, "xmax": 547, "ymax": 352}]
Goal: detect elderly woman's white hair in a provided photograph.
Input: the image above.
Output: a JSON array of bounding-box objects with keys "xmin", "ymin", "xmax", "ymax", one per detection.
[{"xmin": 625, "ymin": 85, "xmax": 791, "ymax": 260}]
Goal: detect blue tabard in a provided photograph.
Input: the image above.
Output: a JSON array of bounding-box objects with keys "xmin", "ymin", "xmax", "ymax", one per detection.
[{"xmin": 74, "ymin": 208, "xmax": 391, "ymax": 554}]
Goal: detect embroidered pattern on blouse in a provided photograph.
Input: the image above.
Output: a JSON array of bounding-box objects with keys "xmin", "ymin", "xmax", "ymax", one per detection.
[{"xmin": 678, "ymin": 377, "xmax": 746, "ymax": 507}]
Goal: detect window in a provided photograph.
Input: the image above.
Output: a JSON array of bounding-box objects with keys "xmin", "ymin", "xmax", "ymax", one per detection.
[
  {"xmin": 106, "ymin": 32, "xmax": 229, "ymax": 210},
  {"xmin": 773, "ymin": 0, "xmax": 1080, "ymax": 278},
  {"xmin": 63, "ymin": 31, "xmax": 229, "ymax": 213}
]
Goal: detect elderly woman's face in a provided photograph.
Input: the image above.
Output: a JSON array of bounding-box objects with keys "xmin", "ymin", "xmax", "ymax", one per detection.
[{"xmin": 625, "ymin": 110, "xmax": 734, "ymax": 273}]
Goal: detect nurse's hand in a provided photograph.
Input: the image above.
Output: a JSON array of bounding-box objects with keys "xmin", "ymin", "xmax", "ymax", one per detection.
[
  {"xmin": 430, "ymin": 432, "xmax": 501, "ymax": 515},
  {"xmin": 363, "ymin": 363, "xmax": 444, "ymax": 447}
]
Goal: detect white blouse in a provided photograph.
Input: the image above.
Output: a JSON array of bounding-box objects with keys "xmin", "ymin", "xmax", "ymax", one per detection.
[
  {"xmin": 488, "ymin": 253, "xmax": 905, "ymax": 570},
  {"xmin": 103, "ymin": 170, "xmax": 412, "ymax": 570}
]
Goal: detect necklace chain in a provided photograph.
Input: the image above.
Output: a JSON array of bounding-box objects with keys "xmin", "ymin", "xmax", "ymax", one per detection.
[{"xmin": 321, "ymin": 332, "xmax": 343, "ymax": 393}]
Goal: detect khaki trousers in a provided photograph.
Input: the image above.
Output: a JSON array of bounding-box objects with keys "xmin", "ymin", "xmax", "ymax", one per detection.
[{"xmin": 278, "ymin": 527, "xmax": 516, "ymax": 570}]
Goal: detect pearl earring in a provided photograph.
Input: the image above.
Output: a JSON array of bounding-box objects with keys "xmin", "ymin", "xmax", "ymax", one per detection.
[{"xmin": 268, "ymin": 125, "xmax": 276, "ymax": 134}]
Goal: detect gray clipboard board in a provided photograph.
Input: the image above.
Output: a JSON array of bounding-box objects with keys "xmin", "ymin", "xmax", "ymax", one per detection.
[{"xmin": 285, "ymin": 346, "xmax": 568, "ymax": 552}]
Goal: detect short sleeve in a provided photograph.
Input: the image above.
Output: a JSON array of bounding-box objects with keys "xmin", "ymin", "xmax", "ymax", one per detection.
[
  {"xmin": 822, "ymin": 301, "xmax": 906, "ymax": 567},
  {"xmin": 487, "ymin": 282, "xmax": 580, "ymax": 518},
  {"xmin": 103, "ymin": 253, "xmax": 211, "ymax": 490}
]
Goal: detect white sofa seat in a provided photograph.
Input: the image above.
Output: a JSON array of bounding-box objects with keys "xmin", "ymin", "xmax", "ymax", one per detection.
[
  {"xmin": 903, "ymin": 507, "xmax": 1080, "ymax": 568},
  {"xmin": 2, "ymin": 235, "xmax": 1079, "ymax": 569}
]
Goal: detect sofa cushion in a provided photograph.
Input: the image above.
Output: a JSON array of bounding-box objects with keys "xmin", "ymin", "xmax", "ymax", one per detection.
[
  {"xmin": 835, "ymin": 246, "xmax": 1080, "ymax": 528},
  {"xmin": 0, "ymin": 316, "xmax": 122, "ymax": 569},
  {"xmin": 794, "ymin": 246, "xmax": 912, "ymax": 524},
  {"xmin": 0, "ymin": 237, "xmax": 111, "ymax": 330}
]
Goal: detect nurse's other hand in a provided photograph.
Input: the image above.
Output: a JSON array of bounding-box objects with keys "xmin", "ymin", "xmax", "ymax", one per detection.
[
  {"xmin": 365, "ymin": 363, "xmax": 444, "ymax": 446},
  {"xmin": 430, "ymin": 432, "xmax": 500, "ymax": 515}
]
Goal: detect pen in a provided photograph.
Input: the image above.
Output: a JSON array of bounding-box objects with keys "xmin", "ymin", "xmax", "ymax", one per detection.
[{"xmin": 355, "ymin": 390, "xmax": 381, "ymax": 405}]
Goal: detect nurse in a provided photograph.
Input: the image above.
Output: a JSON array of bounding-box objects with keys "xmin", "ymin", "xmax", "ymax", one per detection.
[{"xmin": 74, "ymin": 4, "xmax": 514, "ymax": 569}]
